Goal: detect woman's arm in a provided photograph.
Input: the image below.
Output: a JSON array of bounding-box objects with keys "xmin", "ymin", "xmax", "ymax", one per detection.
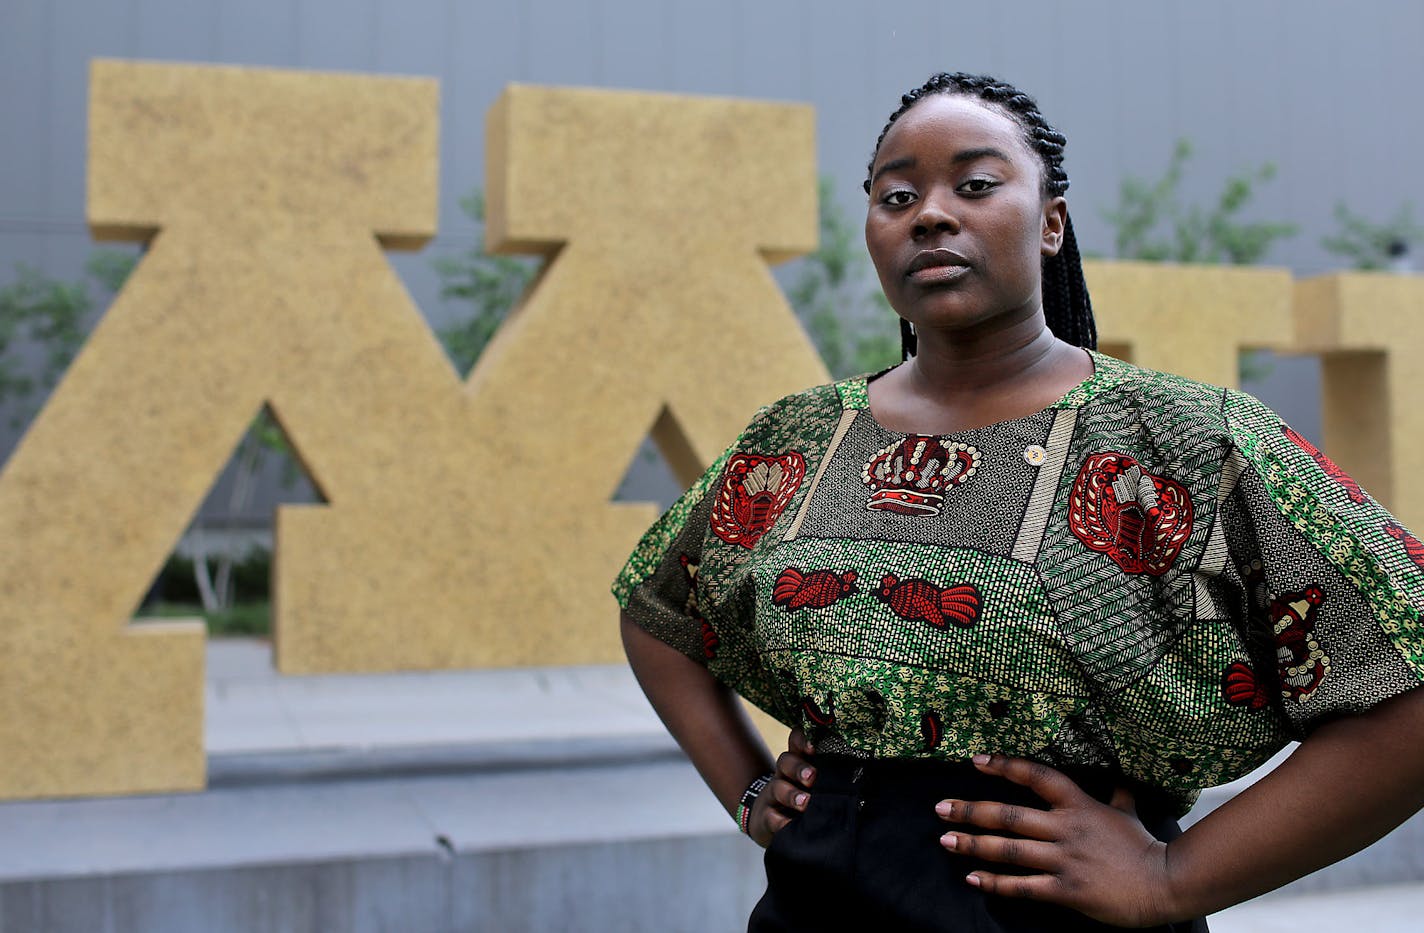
[
  {"xmin": 937, "ymin": 685, "xmax": 1424, "ymax": 927},
  {"xmin": 622, "ymin": 613, "xmax": 812, "ymax": 845},
  {"xmin": 1162, "ymin": 684, "xmax": 1424, "ymax": 915}
]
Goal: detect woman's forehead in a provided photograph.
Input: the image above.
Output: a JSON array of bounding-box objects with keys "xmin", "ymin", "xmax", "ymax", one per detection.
[{"xmin": 875, "ymin": 94, "xmax": 1029, "ymax": 165}]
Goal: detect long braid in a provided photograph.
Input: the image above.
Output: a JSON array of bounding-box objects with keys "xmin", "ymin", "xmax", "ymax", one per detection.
[
  {"xmin": 866, "ymin": 73, "xmax": 1096, "ymax": 356},
  {"xmin": 900, "ymin": 318, "xmax": 917, "ymax": 360}
]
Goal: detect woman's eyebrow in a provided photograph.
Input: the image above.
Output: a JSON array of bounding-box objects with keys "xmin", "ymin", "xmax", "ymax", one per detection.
[
  {"xmin": 871, "ymin": 147, "xmax": 1013, "ymax": 187},
  {"xmin": 951, "ymin": 146, "xmax": 1012, "ymax": 166},
  {"xmin": 870, "ymin": 156, "xmax": 915, "ymax": 186}
]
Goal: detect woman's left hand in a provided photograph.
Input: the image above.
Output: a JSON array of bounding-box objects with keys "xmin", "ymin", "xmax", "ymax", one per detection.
[{"xmin": 936, "ymin": 754, "xmax": 1178, "ymax": 928}]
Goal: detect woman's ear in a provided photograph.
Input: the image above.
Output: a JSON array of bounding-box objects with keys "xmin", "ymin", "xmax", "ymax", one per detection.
[{"xmin": 1041, "ymin": 196, "xmax": 1068, "ymax": 257}]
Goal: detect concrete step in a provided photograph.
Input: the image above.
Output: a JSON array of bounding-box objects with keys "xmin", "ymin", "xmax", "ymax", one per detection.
[
  {"xmin": 3, "ymin": 639, "xmax": 1420, "ymax": 931},
  {"xmin": 204, "ymin": 639, "xmax": 669, "ymax": 758},
  {"xmin": 0, "ymin": 759, "xmax": 766, "ymax": 933},
  {"xmin": 1209, "ymin": 881, "xmax": 1424, "ymax": 933},
  {"xmin": 5, "ymin": 754, "xmax": 1423, "ymax": 933}
]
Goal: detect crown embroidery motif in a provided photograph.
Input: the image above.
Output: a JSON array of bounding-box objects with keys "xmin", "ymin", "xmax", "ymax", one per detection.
[
  {"xmin": 709, "ymin": 452, "xmax": 806, "ymax": 548},
  {"xmin": 1068, "ymin": 451, "xmax": 1193, "ymax": 575},
  {"xmin": 861, "ymin": 435, "xmax": 980, "ymax": 516}
]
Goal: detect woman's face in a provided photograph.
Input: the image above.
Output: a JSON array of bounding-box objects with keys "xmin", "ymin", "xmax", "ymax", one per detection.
[{"xmin": 864, "ymin": 94, "xmax": 1065, "ymax": 340}]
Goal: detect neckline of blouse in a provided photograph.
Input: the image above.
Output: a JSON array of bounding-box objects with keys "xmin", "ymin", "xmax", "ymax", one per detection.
[{"xmin": 835, "ymin": 348, "xmax": 1130, "ymax": 436}]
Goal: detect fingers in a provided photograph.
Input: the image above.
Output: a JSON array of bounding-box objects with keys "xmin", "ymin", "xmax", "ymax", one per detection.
[
  {"xmin": 941, "ymin": 830, "xmax": 1060, "ymax": 871},
  {"xmin": 762, "ymin": 731, "xmax": 817, "ymax": 829},
  {"xmin": 760, "ymin": 798, "xmax": 794, "ymax": 833},
  {"xmin": 971, "ymin": 754, "xmax": 1087, "ymax": 808},
  {"xmin": 935, "ymin": 798, "xmax": 1055, "ymax": 840},
  {"xmin": 776, "ymin": 749, "xmax": 815, "ymax": 790},
  {"xmin": 1108, "ymin": 784, "xmax": 1137, "ymax": 815},
  {"xmin": 748, "ymin": 791, "xmax": 794, "ymax": 847},
  {"xmin": 767, "ymin": 774, "xmax": 810, "ymax": 812},
  {"xmin": 964, "ymin": 870, "xmax": 1061, "ymax": 902}
]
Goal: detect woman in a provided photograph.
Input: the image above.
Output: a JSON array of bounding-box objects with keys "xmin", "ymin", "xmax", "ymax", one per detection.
[{"xmin": 614, "ymin": 72, "xmax": 1424, "ymax": 931}]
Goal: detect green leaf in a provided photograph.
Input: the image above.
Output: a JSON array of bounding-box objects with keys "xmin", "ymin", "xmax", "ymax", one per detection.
[
  {"xmin": 1101, "ymin": 138, "xmax": 1295, "ymax": 265},
  {"xmin": 781, "ymin": 176, "xmax": 904, "ymax": 378},
  {"xmin": 1320, "ymin": 201, "xmax": 1423, "ymax": 270},
  {"xmin": 433, "ymin": 188, "xmax": 538, "ymax": 374}
]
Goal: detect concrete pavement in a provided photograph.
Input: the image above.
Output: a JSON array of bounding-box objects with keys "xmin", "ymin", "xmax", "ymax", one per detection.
[
  {"xmin": 1, "ymin": 637, "xmax": 1420, "ymax": 931},
  {"xmin": 205, "ymin": 637, "xmax": 677, "ymax": 760}
]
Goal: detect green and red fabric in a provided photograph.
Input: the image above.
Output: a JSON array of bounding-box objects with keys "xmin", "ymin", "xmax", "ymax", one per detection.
[{"xmin": 613, "ymin": 352, "xmax": 1424, "ymax": 815}]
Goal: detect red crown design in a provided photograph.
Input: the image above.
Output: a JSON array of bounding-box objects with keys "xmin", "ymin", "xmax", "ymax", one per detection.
[
  {"xmin": 709, "ymin": 452, "xmax": 806, "ymax": 548},
  {"xmin": 1068, "ymin": 451, "xmax": 1193, "ymax": 576},
  {"xmin": 861, "ymin": 436, "xmax": 979, "ymax": 516}
]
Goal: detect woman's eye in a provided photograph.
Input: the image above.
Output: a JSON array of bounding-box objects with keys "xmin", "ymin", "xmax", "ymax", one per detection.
[
  {"xmin": 881, "ymin": 190, "xmax": 915, "ymax": 207},
  {"xmin": 958, "ymin": 178, "xmax": 998, "ymax": 195}
]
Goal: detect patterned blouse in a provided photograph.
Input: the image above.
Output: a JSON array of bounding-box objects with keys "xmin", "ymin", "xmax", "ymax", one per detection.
[{"xmin": 612, "ymin": 352, "xmax": 1424, "ymax": 813}]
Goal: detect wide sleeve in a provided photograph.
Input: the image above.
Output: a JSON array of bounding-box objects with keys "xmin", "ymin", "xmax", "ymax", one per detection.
[
  {"xmin": 612, "ymin": 434, "xmax": 740, "ymax": 664},
  {"xmin": 1220, "ymin": 389, "xmax": 1424, "ymax": 736},
  {"xmin": 612, "ymin": 398, "xmax": 816, "ymax": 727}
]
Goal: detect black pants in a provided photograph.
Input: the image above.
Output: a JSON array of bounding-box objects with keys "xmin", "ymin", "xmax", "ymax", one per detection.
[{"xmin": 748, "ymin": 756, "xmax": 1209, "ymax": 933}]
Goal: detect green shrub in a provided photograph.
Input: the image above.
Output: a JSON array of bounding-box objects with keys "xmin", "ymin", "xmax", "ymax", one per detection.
[{"xmin": 205, "ymin": 602, "xmax": 271, "ymax": 637}]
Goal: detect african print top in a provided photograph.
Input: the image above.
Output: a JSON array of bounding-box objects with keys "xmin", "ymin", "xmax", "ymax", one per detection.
[{"xmin": 612, "ymin": 352, "xmax": 1424, "ymax": 813}]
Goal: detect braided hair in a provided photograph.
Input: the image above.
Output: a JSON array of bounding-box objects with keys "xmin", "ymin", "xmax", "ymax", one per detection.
[{"xmin": 864, "ymin": 72, "xmax": 1096, "ymax": 358}]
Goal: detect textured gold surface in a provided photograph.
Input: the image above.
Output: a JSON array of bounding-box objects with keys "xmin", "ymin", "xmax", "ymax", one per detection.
[
  {"xmin": 5, "ymin": 58, "xmax": 1418, "ymax": 801},
  {"xmin": 0, "ymin": 64, "xmax": 821, "ymax": 798},
  {"xmin": 478, "ymin": 84, "xmax": 824, "ymax": 753},
  {"xmin": 1085, "ymin": 259, "xmax": 1295, "ymax": 388},
  {"xmin": 1293, "ymin": 273, "xmax": 1424, "ymax": 523},
  {"xmin": 0, "ymin": 59, "xmax": 440, "ymax": 799},
  {"xmin": 275, "ymin": 84, "xmax": 823, "ymax": 675}
]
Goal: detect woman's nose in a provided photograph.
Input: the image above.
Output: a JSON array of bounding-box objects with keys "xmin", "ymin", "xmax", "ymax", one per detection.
[{"xmin": 912, "ymin": 189, "xmax": 960, "ymax": 238}]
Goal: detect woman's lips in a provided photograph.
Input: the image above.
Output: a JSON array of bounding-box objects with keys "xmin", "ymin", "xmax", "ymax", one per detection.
[
  {"xmin": 908, "ymin": 262, "xmax": 971, "ymax": 284},
  {"xmin": 906, "ymin": 248, "xmax": 971, "ymax": 283}
]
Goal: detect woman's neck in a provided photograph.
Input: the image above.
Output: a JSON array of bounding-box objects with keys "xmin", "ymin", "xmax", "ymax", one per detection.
[
  {"xmin": 868, "ymin": 314, "xmax": 1093, "ymax": 434},
  {"xmin": 907, "ymin": 317, "xmax": 1065, "ymax": 397}
]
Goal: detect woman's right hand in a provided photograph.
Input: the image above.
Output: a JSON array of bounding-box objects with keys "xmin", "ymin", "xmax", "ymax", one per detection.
[{"xmin": 748, "ymin": 728, "xmax": 817, "ymax": 847}]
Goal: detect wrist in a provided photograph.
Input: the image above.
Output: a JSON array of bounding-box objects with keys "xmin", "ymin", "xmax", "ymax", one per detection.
[
  {"xmin": 735, "ymin": 770, "xmax": 774, "ymax": 836},
  {"xmin": 1152, "ymin": 839, "xmax": 1197, "ymax": 925}
]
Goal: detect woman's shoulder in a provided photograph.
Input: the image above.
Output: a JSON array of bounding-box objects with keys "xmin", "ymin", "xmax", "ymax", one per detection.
[
  {"xmin": 1083, "ymin": 354, "xmax": 1333, "ymax": 471},
  {"xmin": 759, "ymin": 377, "xmax": 853, "ymax": 417},
  {"xmin": 1074, "ymin": 352, "xmax": 1303, "ymax": 462},
  {"xmin": 733, "ymin": 376, "xmax": 865, "ymax": 450},
  {"xmin": 1081, "ymin": 351, "xmax": 1233, "ymax": 414}
]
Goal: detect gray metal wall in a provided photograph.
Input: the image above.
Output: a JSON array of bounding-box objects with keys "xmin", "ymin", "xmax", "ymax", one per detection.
[
  {"xmin": 2, "ymin": 0, "xmax": 1421, "ymax": 508},
  {"xmin": 7, "ymin": 1, "xmax": 1422, "ymax": 281}
]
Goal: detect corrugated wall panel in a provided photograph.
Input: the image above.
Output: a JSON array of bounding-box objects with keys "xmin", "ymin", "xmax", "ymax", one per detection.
[
  {"xmin": 1, "ymin": 0, "xmax": 54, "ymax": 223},
  {"xmin": 130, "ymin": 0, "xmax": 219, "ymax": 63},
  {"xmin": 596, "ymin": 0, "xmax": 676, "ymax": 94},
  {"xmin": 3, "ymin": 0, "xmax": 1422, "ymax": 473},
  {"xmin": 7, "ymin": 0, "xmax": 1423, "ymax": 276},
  {"xmin": 214, "ymin": 0, "xmax": 298, "ymax": 67},
  {"xmin": 295, "ymin": 0, "xmax": 379, "ymax": 71}
]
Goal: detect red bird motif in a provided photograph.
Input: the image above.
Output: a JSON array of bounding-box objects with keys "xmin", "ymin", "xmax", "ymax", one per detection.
[
  {"xmin": 1384, "ymin": 521, "xmax": 1424, "ymax": 571},
  {"xmin": 772, "ymin": 567, "xmax": 859, "ymax": 611},
  {"xmin": 874, "ymin": 575, "xmax": 981, "ymax": 628},
  {"xmin": 1282, "ymin": 426, "xmax": 1367, "ymax": 505},
  {"xmin": 698, "ymin": 619, "xmax": 719, "ymax": 660},
  {"xmin": 920, "ymin": 711, "xmax": 943, "ymax": 751},
  {"xmin": 1222, "ymin": 661, "xmax": 1272, "ymax": 710}
]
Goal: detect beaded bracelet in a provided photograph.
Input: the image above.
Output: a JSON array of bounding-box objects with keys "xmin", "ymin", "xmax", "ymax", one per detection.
[{"xmin": 735, "ymin": 770, "xmax": 775, "ymax": 835}]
